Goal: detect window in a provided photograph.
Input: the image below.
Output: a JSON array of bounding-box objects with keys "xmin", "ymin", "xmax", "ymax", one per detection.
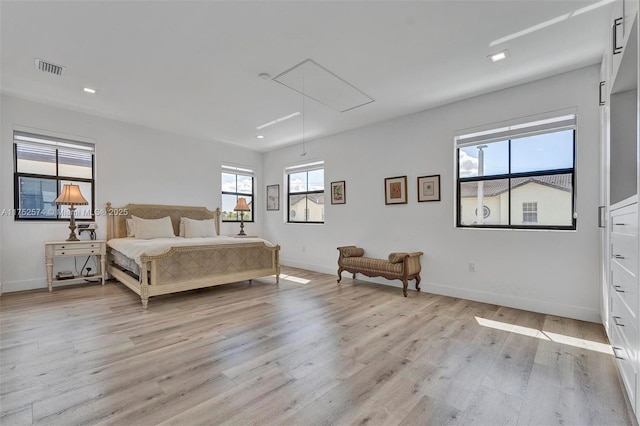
[
  {"xmin": 221, "ymin": 165, "xmax": 254, "ymax": 222},
  {"xmin": 456, "ymin": 114, "xmax": 576, "ymax": 230},
  {"xmin": 287, "ymin": 161, "xmax": 324, "ymax": 223},
  {"xmin": 522, "ymin": 202, "xmax": 538, "ymax": 224},
  {"xmin": 14, "ymin": 131, "xmax": 95, "ymax": 221}
]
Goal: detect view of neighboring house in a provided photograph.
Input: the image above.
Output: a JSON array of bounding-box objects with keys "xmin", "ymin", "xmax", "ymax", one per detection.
[
  {"xmin": 289, "ymin": 193, "xmax": 324, "ymax": 222},
  {"xmin": 459, "ymin": 174, "xmax": 573, "ymax": 226}
]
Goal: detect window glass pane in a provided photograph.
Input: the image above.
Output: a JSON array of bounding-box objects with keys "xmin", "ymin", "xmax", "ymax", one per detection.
[
  {"xmin": 458, "ymin": 140, "xmax": 509, "ymax": 178},
  {"xmin": 459, "ymin": 179, "xmax": 509, "ymax": 225},
  {"xmin": 306, "ymin": 194, "xmax": 325, "ymax": 222},
  {"xmin": 511, "ymin": 130, "xmax": 574, "ymax": 173},
  {"xmin": 59, "ymin": 180, "xmax": 93, "ymax": 219},
  {"xmin": 509, "ymin": 173, "xmax": 573, "ymax": 226},
  {"xmin": 289, "ymin": 194, "xmax": 306, "ymax": 222},
  {"xmin": 16, "ymin": 144, "xmax": 56, "ymax": 175},
  {"xmin": 308, "ymin": 169, "xmax": 324, "ymax": 191},
  {"xmin": 58, "ymin": 150, "xmax": 93, "ymax": 179},
  {"xmin": 222, "ymin": 173, "xmax": 237, "ymax": 193},
  {"xmin": 236, "ymin": 174, "xmax": 253, "ymax": 195},
  {"xmin": 289, "ymin": 172, "xmax": 307, "ymax": 193},
  {"xmin": 16, "ymin": 176, "xmax": 58, "ymax": 218},
  {"xmin": 222, "ymin": 193, "xmax": 238, "ymax": 221}
]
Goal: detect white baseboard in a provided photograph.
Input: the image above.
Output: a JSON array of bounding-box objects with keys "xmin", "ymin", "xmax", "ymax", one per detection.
[
  {"xmin": 2, "ymin": 277, "xmax": 49, "ymax": 293},
  {"xmin": 424, "ymin": 281, "xmax": 601, "ymax": 323},
  {"xmin": 280, "ymin": 259, "xmax": 337, "ymax": 276}
]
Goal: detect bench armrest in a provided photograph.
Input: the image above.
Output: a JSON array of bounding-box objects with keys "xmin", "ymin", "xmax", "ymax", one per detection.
[{"xmin": 337, "ymin": 246, "xmax": 365, "ymax": 258}]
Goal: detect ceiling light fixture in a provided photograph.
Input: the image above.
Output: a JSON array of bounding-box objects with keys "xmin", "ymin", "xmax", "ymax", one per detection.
[
  {"xmin": 256, "ymin": 135, "xmax": 265, "ymax": 139},
  {"xmin": 83, "ymin": 87, "xmax": 97, "ymax": 94},
  {"xmin": 489, "ymin": 50, "xmax": 509, "ymax": 62},
  {"xmin": 256, "ymin": 111, "xmax": 300, "ymax": 130}
]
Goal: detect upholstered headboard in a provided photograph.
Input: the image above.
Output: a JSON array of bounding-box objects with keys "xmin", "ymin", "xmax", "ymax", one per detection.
[{"xmin": 106, "ymin": 202, "xmax": 221, "ymax": 240}]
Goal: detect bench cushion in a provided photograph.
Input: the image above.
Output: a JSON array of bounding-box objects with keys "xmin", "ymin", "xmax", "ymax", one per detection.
[{"xmin": 341, "ymin": 256, "xmax": 403, "ymax": 275}]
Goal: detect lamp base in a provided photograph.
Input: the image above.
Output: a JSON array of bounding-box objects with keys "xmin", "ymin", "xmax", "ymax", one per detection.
[
  {"xmin": 66, "ymin": 205, "xmax": 80, "ymax": 241},
  {"xmin": 238, "ymin": 220, "xmax": 246, "ymax": 236}
]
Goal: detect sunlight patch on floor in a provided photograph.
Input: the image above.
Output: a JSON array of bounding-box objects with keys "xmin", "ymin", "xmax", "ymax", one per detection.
[
  {"xmin": 274, "ymin": 274, "xmax": 310, "ymax": 284},
  {"xmin": 475, "ymin": 316, "xmax": 613, "ymax": 355}
]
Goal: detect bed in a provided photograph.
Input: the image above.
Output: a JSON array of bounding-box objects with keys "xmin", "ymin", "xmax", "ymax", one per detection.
[{"xmin": 105, "ymin": 202, "xmax": 280, "ymax": 308}]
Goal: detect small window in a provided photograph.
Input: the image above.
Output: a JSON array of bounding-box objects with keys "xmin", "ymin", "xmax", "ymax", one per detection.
[
  {"xmin": 221, "ymin": 165, "xmax": 254, "ymax": 222},
  {"xmin": 455, "ymin": 114, "xmax": 576, "ymax": 230},
  {"xmin": 522, "ymin": 202, "xmax": 538, "ymax": 224},
  {"xmin": 286, "ymin": 161, "xmax": 324, "ymax": 224},
  {"xmin": 13, "ymin": 131, "xmax": 95, "ymax": 220}
]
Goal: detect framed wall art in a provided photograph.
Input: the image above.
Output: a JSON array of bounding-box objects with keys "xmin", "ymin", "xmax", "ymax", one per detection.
[
  {"xmin": 417, "ymin": 175, "xmax": 441, "ymax": 202},
  {"xmin": 331, "ymin": 181, "xmax": 346, "ymax": 204},
  {"xmin": 266, "ymin": 184, "xmax": 280, "ymax": 211},
  {"xmin": 384, "ymin": 176, "xmax": 408, "ymax": 205}
]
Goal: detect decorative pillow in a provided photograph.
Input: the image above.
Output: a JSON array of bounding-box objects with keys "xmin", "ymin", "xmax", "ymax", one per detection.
[
  {"xmin": 126, "ymin": 218, "xmax": 136, "ymax": 237},
  {"xmin": 179, "ymin": 217, "xmax": 185, "ymax": 237},
  {"xmin": 132, "ymin": 216, "xmax": 175, "ymax": 239},
  {"xmin": 388, "ymin": 252, "xmax": 408, "ymax": 263},
  {"xmin": 342, "ymin": 247, "xmax": 365, "ymax": 257},
  {"xmin": 183, "ymin": 217, "xmax": 217, "ymax": 238}
]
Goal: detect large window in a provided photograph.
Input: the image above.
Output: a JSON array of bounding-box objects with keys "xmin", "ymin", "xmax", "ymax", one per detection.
[
  {"xmin": 221, "ymin": 165, "xmax": 254, "ymax": 222},
  {"xmin": 287, "ymin": 161, "xmax": 324, "ymax": 223},
  {"xmin": 456, "ymin": 114, "xmax": 576, "ymax": 230},
  {"xmin": 14, "ymin": 131, "xmax": 95, "ymax": 221}
]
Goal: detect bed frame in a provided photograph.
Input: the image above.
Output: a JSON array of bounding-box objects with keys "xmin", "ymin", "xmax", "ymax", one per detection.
[{"xmin": 105, "ymin": 202, "xmax": 280, "ymax": 308}]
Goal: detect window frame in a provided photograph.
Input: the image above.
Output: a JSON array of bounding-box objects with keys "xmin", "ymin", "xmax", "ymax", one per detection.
[
  {"xmin": 455, "ymin": 117, "xmax": 576, "ymax": 231},
  {"xmin": 13, "ymin": 131, "xmax": 95, "ymax": 221},
  {"xmin": 221, "ymin": 165, "xmax": 255, "ymax": 223},
  {"xmin": 286, "ymin": 162, "xmax": 325, "ymax": 224}
]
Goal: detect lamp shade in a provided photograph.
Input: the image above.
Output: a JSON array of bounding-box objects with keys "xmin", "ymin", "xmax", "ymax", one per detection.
[
  {"xmin": 55, "ymin": 184, "xmax": 88, "ymax": 206},
  {"xmin": 234, "ymin": 198, "xmax": 250, "ymax": 212}
]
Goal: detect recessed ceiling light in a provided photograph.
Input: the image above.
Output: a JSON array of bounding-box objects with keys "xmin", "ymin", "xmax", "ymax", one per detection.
[
  {"xmin": 489, "ymin": 50, "xmax": 509, "ymax": 63},
  {"xmin": 256, "ymin": 135, "xmax": 265, "ymax": 139},
  {"xmin": 83, "ymin": 87, "xmax": 97, "ymax": 94}
]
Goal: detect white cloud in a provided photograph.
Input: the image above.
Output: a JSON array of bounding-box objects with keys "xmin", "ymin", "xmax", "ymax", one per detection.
[{"xmin": 459, "ymin": 150, "xmax": 478, "ymax": 177}]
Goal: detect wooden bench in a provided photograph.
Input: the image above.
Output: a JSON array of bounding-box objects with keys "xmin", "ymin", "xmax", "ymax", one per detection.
[{"xmin": 337, "ymin": 246, "xmax": 423, "ymax": 297}]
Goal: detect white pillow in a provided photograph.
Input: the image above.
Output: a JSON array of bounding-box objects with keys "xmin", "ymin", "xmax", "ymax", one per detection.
[
  {"xmin": 179, "ymin": 217, "xmax": 185, "ymax": 237},
  {"xmin": 183, "ymin": 217, "xmax": 217, "ymax": 238},
  {"xmin": 132, "ymin": 216, "xmax": 175, "ymax": 239},
  {"xmin": 126, "ymin": 218, "xmax": 136, "ymax": 237}
]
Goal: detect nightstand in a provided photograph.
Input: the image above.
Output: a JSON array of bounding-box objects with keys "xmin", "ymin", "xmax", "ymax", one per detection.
[{"xmin": 45, "ymin": 240, "xmax": 107, "ymax": 292}]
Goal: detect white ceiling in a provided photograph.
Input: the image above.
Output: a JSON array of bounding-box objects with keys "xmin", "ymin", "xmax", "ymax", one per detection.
[{"xmin": 0, "ymin": 0, "xmax": 612, "ymax": 152}]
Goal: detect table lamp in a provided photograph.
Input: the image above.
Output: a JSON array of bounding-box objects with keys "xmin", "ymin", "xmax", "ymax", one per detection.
[
  {"xmin": 233, "ymin": 198, "xmax": 251, "ymax": 236},
  {"xmin": 55, "ymin": 184, "xmax": 88, "ymax": 241}
]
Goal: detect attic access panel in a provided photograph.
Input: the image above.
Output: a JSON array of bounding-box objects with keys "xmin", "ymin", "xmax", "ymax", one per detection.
[{"xmin": 273, "ymin": 59, "xmax": 374, "ymax": 112}]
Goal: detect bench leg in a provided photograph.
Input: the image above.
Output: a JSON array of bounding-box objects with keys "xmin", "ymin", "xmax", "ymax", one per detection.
[
  {"xmin": 415, "ymin": 274, "xmax": 421, "ymax": 292},
  {"xmin": 402, "ymin": 279, "xmax": 408, "ymax": 297},
  {"xmin": 337, "ymin": 267, "xmax": 343, "ymax": 283}
]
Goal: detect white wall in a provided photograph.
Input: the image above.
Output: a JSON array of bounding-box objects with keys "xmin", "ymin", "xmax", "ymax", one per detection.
[
  {"xmin": 0, "ymin": 95, "xmax": 263, "ymax": 292},
  {"xmin": 263, "ymin": 65, "xmax": 602, "ymax": 322}
]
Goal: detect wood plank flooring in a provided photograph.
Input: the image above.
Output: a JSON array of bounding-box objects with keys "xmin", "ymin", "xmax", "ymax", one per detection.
[{"xmin": 0, "ymin": 266, "xmax": 636, "ymax": 425}]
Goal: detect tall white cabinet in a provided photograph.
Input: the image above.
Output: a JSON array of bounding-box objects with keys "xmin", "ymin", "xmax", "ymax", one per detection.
[{"xmin": 600, "ymin": 0, "xmax": 640, "ymax": 419}]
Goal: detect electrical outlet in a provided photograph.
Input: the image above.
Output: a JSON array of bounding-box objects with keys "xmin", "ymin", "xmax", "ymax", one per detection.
[{"xmin": 468, "ymin": 262, "xmax": 475, "ymax": 272}]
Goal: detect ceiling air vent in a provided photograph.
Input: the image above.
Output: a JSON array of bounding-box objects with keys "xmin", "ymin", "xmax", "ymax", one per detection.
[{"xmin": 34, "ymin": 58, "xmax": 65, "ymax": 76}]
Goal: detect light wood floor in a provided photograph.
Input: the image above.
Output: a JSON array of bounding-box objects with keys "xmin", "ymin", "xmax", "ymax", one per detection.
[{"xmin": 0, "ymin": 266, "xmax": 636, "ymax": 425}]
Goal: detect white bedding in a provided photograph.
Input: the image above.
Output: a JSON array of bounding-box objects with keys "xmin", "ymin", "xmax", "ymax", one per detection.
[{"xmin": 107, "ymin": 236, "xmax": 275, "ymax": 267}]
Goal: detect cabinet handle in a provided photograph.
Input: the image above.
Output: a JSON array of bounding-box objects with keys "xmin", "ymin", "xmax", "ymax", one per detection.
[
  {"xmin": 613, "ymin": 316, "xmax": 625, "ymax": 327},
  {"xmin": 612, "ymin": 346, "xmax": 625, "ymax": 360},
  {"xmin": 614, "ymin": 284, "xmax": 625, "ymax": 293},
  {"xmin": 61, "ymin": 252, "xmax": 65, "ymax": 255},
  {"xmin": 613, "ymin": 254, "xmax": 625, "ymax": 259},
  {"xmin": 599, "ymin": 81, "xmax": 605, "ymax": 106},
  {"xmin": 613, "ymin": 17, "xmax": 623, "ymax": 54},
  {"xmin": 614, "ymin": 223, "xmax": 627, "ymax": 226}
]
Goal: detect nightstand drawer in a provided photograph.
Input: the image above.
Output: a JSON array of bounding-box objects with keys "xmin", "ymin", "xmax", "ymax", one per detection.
[
  {"xmin": 54, "ymin": 247, "xmax": 102, "ymax": 256},
  {"xmin": 53, "ymin": 242, "xmax": 102, "ymax": 251},
  {"xmin": 612, "ymin": 204, "xmax": 638, "ymax": 236}
]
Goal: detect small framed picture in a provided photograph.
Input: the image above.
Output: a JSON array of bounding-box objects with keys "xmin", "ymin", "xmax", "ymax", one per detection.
[
  {"xmin": 417, "ymin": 174, "xmax": 441, "ymax": 202},
  {"xmin": 266, "ymin": 184, "xmax": 279, "ymax": 211},
  {"xmin": 384, "ymin": 176, "xmax": 408, "ymax": 205},
  {"xmin": 331, "ymin": 181, "xmax": 346, "ymax": 204}
]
